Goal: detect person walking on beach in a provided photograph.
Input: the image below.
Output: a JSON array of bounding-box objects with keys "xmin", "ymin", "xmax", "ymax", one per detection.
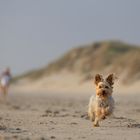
[{"xmin": 0, "ymin": 67, "xmax": 12, "ymax": 99}]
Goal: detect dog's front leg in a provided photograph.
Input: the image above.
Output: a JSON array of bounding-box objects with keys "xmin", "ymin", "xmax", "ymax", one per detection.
[
  {"xmin": 94, "ymin": 110, "xmax": 101, "ymax": 127},
  {"xmin": 94, "ymin": 117, "xmax": 99, "ymax": 127},
  {"xmin": 88, "ymin": 107, "xmax": 95, "ymax": 122}
]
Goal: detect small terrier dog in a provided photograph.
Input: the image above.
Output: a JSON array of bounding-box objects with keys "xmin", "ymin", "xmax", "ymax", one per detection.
[{"xmin": 88, "ymin": 74, "xmax": 116, "ymax": 127}]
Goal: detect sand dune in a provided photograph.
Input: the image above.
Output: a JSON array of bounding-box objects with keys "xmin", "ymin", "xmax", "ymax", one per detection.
[{"xmin": 12, "ymin": 72, "xmax": 140, "ymax": 94}]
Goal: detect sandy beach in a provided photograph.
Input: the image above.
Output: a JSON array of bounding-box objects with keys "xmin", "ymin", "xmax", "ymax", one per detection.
[
  {"xmin": 1, "ymin": 0, "xmax": 140, "ymax": 139},
  {"xmin": 0, "ymin": 88, "xmax": 139, "ymax": 140}
]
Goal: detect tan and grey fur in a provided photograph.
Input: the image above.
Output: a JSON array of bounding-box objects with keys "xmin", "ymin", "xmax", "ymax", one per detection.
[{"xmin": 88, "ymin": 74, "xmax": 116, "ymax": 127}]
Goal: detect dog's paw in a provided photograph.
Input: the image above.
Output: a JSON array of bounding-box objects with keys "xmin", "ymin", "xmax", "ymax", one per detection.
[{"xmin": 94, "ymin": 123, "xmax": 99, "ymax": 127}]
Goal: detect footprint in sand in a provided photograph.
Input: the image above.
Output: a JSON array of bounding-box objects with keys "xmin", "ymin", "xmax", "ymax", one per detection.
[
  {"xmin": 127, "ymin": 123, "xmax": 140, "ymax": 128},
  {"xmin": 0, "ymin": 125, "xmax": 7, "ymax": 130},
  {"xmin": 70, "ymin": 122, "xmax": 78, "ymax": 125},
  {"xmin": 50, "ymin": 136, "xmax": 56, "ymax": 139}
]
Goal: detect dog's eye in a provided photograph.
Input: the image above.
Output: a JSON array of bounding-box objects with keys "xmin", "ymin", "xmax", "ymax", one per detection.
[
  {"xmin": 105, "ymin": 86, "xmax": 109, "ymax": 89},
  {"xmin": 99, "ymin": 86, "xmax": 102, "ymax": 88}
]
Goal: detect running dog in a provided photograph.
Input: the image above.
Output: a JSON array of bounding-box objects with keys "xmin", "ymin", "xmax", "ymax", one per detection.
[{"xmin": 88, "ymin": 74, "xmax": 116, "ymax": 127}]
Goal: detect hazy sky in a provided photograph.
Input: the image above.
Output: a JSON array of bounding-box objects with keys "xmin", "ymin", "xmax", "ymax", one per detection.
[{"xmin": 0, "ymin": 0, "xmax": 140, "ymax": 75}]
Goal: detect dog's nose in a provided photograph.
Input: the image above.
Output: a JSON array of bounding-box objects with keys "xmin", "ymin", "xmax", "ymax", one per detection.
[{"xmin": 102, "ymin": 90, "xmax": 106, "ymax": 95}]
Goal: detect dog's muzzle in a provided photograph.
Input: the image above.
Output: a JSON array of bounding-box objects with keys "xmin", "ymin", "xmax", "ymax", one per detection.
[{"xmin": 102, "ymin": 90, "xmax": 107, "ymax": 96}]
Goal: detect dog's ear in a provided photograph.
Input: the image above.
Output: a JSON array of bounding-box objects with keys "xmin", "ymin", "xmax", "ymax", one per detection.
[
  {"xmin": 94, "ymin": 74, "xmax": 103, "ymax": 85},
  {"xmin": 106, "ymin": 74, "xmax": 116, "ymax": 86}
]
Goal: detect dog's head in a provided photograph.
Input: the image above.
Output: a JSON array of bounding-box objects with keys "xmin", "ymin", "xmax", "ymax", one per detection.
[{"xmin": 94, "ymin": 74, "xmax": 116, "ymax": 100}]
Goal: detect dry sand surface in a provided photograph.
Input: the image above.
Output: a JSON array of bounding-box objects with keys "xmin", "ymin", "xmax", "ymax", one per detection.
[{"xmin": 0, "ymin": 88, "xmax": 140, "ymax": 140}]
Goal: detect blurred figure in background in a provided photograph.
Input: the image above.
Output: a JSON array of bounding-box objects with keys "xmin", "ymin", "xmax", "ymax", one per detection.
[{"xmin": 0, "ymin": 67, "xmax": 12, "ymax": 100}]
